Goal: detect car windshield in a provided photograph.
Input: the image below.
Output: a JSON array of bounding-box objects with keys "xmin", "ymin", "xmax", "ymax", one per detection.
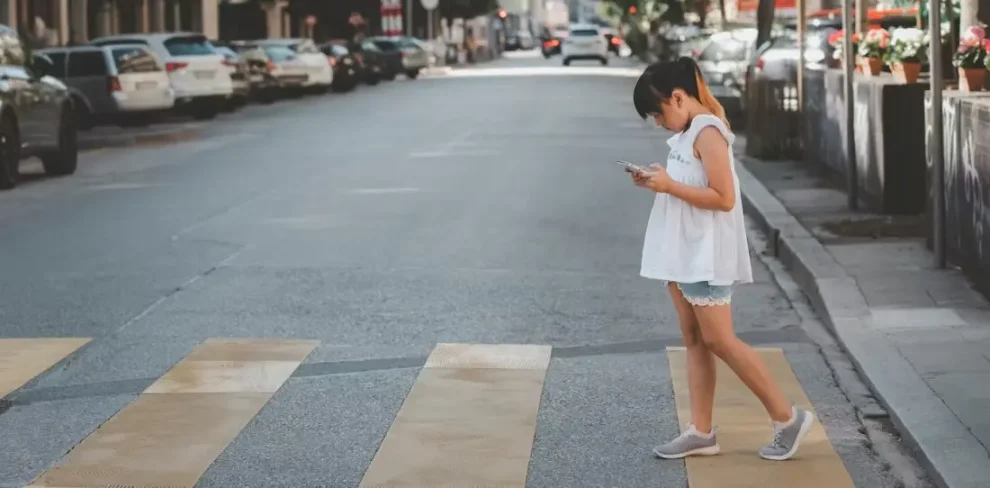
[
  {"xmin": 263, "ymin": 45, "xmax": 295, "ymax": 61},
  {"xmin": 569, "ymin": 29, "xmax": 599, "ymax": 37},
  {"xmin": 362, "ymin": 42, "xmax": 382, "ymax": 53},
  {"xmin": 323, "ymin": 44, "xmax": 348, "ymax": 56},
  {"xmin": 372, "ymin": 40, "xmax": 398, "ymax": 51},
  {"xmin": 164, "ymin": 35, "xmax": 215, "ymax": 56},
  {"xmin": 699, "ymin": 40, "xmax": 748, "ymax": 62}
]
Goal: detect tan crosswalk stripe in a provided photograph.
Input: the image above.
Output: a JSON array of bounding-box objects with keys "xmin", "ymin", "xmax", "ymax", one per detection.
[
  {"xmin": 360, "ymin": 343, "xmax": 552, "ymax": 488},
  {"xmin": 667, "ymin": 346, "xmax": 855, "ymax": 488},
  {"xmin": 0, "ymin": 338, "xmax": 90, "ymax": 398},
  {"xmin": 28, "ymin": 338, "xmax": 318, "ymax": 488}
]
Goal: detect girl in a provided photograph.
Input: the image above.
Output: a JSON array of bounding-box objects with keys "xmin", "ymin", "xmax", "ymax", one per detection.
[{"xmin": 630, "ymin": 58, "xmax": 814, "ymax": 461}]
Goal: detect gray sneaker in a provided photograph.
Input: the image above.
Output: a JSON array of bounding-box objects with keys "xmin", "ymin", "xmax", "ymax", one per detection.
[
  {"xmin": 759, "ymin": 408, "xmax": 815, "ymax": 461},
  {"xmin": 653, "ymin": 424, "xmax": 720, "ymax": 459}
]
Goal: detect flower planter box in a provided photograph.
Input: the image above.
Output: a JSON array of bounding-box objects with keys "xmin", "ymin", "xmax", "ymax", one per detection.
[{"xmin": 803, "ymin": 69, "xmax": 928, "ymax": 214}]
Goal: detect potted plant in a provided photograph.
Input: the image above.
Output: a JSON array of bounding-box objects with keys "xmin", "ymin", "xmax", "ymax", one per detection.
[
  {"xmin": 829, "ymin": 30, "xmax": 863, "ymax": 71},
  {"xmin": 887, "ymin": 27, "xmax": 928, "ymax": 83},
  {"xmin": 953, "ymin": 26, "xmax": 989, "ymax": 91},
  {"xmin": 857, "ymin": 28, "xmax": 891, "ymax": 76}
]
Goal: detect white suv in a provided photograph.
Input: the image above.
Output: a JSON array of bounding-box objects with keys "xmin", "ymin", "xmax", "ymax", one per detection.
[
  {"xmin": 90, "ymin": 33, "xmax": 234, "ymax": 119},
  {"xmin": 561, "ymin": 24, "xmax": 609, "ymax": 66}
]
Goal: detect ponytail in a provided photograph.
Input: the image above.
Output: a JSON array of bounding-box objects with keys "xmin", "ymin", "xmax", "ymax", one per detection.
[
  {"xmin": 632, "ymin": 57, "xmax": 731, "ymax": 129},
  {"xmin": 690, "ymin": 62, "xmax": 729, "ymax": 128}
]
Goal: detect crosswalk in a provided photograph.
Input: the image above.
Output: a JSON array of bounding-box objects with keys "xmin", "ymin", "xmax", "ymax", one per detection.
[{"xmin": 2, "ymin": 337, "xmax": 857, "ymax": 488}]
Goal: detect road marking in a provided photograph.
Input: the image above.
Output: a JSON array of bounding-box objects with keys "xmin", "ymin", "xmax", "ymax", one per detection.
[
  {"xmin": 349, "ymin": 188, "xmax": 421, "ymax": 194},
  {"xmin": 360, "ymin": 343, "xmax": 552, "ymax": 488},
  {"xmin": 0, "ymin": 338, "xmax": 91, "ymax": 398},
  {"xmin": 667, "ymin": 346, "xmax": 855, "ymax": 488},
  {"xmin": 28, "ymin": 338, "xmax": 318, "ymax": 488}
]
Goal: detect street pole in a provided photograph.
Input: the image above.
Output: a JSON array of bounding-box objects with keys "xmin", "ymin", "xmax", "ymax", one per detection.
[
  {"xmin": 407, "ymin": 0, "xmax": 413, "ymax": 35},
  {"xmin": 797, "ymin": 0, "xmax": 805, "ymax": 113},
  {"xmin": 841, "ymin": 0, "xmax": 857, "ymax": 209},
  {"xmin": 428, "ymin": 9, "xmax": 433, "ymax": 41},
  {"xmin": 930, "ymin": 0, "xmax": 946, "ymax": 268}
]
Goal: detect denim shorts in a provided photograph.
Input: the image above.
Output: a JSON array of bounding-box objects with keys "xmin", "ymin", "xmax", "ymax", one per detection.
[{"xmin": 669, "ymin": 281, "xmax": 733, "ymax": 307}]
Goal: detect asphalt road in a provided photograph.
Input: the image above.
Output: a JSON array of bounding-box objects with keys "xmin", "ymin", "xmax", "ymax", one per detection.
[{"xmin": 0, "ymin": 52, "xmax": 927, "ymax": 488}]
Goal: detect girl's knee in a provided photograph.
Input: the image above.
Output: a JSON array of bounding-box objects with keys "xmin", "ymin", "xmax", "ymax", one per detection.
[
  {"xmin": 681, "ymin": 323, "xmax": 704, "ymax": 347},
  {"xmin": 702, "ymin": 333, "xmax": 734, "ymax": 356}
]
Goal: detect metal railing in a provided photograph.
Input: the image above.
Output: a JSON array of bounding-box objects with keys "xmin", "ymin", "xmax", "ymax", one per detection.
[{"xmin": 744, "ymin": 77, "xmax": 801, "ymax": 160}]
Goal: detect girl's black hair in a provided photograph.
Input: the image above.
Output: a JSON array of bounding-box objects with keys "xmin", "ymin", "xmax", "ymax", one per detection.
[{"xmin": 633, "ymin": 57, "xmax": 728, "ymax": 126}]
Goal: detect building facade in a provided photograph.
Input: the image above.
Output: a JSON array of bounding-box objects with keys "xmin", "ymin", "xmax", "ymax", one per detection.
[{"xmin": 0, "ymin": 0, "xmax": 292, "ymax": 45}]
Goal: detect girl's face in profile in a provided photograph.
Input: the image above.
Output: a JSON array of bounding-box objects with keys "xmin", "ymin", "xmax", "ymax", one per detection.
[{"xmin": 650, "ymin": 91, "xmax": 691, "ymax": 132}]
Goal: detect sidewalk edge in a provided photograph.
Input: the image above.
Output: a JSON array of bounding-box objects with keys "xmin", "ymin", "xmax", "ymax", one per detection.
[
  {"xmin": 735, "ymin": 153, "xmax": 990, "ymax": 488},
  {"xmin": 78, "ymin": 125, "xmax": 203, "ymax": 151}
]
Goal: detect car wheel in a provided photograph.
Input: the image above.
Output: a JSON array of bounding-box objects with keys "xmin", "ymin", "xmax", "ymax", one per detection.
[
  {"xmin": 406, "ymin": 70, "xmax": 419, "ymax": 79},
  {"xmin": 41, "ymin": 106, "xmax": 78, "ymax": 177},
  {"xmin": 366, "ymin": 74, "xmax": 380, "ymax": 86},
  {"xmin": 0, "ymin": 111, "xmax": 20, "ymax": 190},
  {"xmin": 563, "ymin": 58, "xmax": 571, "ymax": 66},
  {"xmin": 600, "ymin": 57, "xmax": 608, "ymax": 66}
]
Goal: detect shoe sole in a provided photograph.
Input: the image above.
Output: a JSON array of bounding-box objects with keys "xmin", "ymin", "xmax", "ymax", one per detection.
[
  {"xmin": 760, "ymin": 411, "xmax": 815, "ymax": 461},
  {"xmin": 653, "ymin": 444, "xmax": 721, "ymax": 459}
]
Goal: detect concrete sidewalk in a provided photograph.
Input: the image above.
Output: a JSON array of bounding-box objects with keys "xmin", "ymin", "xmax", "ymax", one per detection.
[{"xmin": 735, "ymin": 146, "xmax": 990, "ymax": 488}]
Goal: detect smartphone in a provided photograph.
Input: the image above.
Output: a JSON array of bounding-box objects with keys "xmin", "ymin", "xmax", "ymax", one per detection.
[{"xmin": 615, "ymin": 160, "xmax": 646, "ymax": 173}]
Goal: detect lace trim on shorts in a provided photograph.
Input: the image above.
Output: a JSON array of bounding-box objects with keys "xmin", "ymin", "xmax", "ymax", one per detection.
[{"xmin": 681, "ymin": 295, "xmax": 732, "ymax": 307}]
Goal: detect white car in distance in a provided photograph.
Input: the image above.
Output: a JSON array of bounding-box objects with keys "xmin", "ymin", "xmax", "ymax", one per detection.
[
  {"xmin": 89, "ymin": 32, "xmax": 234, "ymax": 119},
  {"xmin": 561, "ymin": 24, "xmax": 608, "ymax": 66}
]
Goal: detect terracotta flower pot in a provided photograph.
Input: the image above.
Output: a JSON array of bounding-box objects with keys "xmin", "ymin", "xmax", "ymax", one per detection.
[
  {"xmin": 958, "ymin": 67, "xmax": 986, "ymax": 92},
  {"xmin": 892, "ymin": 62, "xmax": 921, "ymax": 83},
  {"xmin": 859, "ymin": 57, "xmax": 883, "ymax": 76}
]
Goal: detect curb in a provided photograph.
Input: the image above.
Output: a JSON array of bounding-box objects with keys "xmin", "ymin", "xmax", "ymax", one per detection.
[
  {"xmin": 734, "ymin": 152, "xmax": 990, "ymax": 488},
  {"xmin": 78, "ymin": 124, "xmax": 203, "ymax": 151}
]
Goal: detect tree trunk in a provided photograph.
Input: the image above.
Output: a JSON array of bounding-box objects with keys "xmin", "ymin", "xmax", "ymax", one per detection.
[{"xmin": 719, "ymin": 0, "xmax": 727, "ymax": 25}]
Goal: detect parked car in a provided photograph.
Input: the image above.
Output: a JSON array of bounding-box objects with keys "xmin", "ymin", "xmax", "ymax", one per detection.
[
  {"xmin": 362, "ymin": 38, "xmax": 401, "ymax": 81},
  {"xmin": 253, "ymin": 38, "xmax": 333, "ymax": 93},
  {"xmin": 695, "ymin": 29, "xmax": 758, "ymax": 118},
  {"xmin": 353, "ymin": 40, "xmax": 390, "ymax": 84},
  {"xmin": 320, "ymin": 42, "xmax": 360, "ymax": 92},
  {"xmin": 228, "ymin": 42, "xmax": 281, "ymax": 102},
  {"xmin": 256, "ymin": 43, "xmax": 310, "ymax": 97},
  {"xmin": 506, "ymin": 30, "xmax": 535, "ymax": 50},
  {"xmin": 0, "ymin": 25, "xmax": 78, "ymax": 190},
  {"xmin": 561, "ymin": 24, "xmax": 608, "ymax": 66},
  {"xmin": 368, "ymin": 36, "xmax": 427, "ymax": 79},
  {"xmin": 211, "ymin": 43, "xmax": 251, "ymax": 109},
  {"xmin": 36, "ymin": 44, "xmax": 174, "ymax": 129},
  {"xmin": 88, "ymin": 32, "xmax": 233, "ymax": 119},
  {"xmin": 540, "ymin": 26, "xmax": 566, "ymax": 58}
]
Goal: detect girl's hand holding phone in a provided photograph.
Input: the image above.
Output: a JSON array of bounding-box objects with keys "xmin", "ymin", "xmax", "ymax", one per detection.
[{"xmin": 632, "ymin": 163, "xmax": 672, "ymax": 193}]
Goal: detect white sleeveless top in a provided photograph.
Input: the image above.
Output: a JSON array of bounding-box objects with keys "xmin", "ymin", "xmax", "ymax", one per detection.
[{"xmin": 640, "ymin": 115, "xmax": 753, "ymax": 286}]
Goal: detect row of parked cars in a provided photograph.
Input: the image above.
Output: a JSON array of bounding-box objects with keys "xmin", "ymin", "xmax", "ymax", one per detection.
[
  {"xmin": 672, "ymin": 10, "xmax": 917, "ymax": 123},
  {"xmin": 0, "ymin": 28, "xmax": 431, "ymax": 190}
]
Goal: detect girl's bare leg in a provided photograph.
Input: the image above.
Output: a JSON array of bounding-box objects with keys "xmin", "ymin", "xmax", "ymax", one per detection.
[
  {"xmin": 668, "ymin": 283, "xmax": 716, "ymax": 433},
  {"xmin": 691, "ymin": 303, "xmax": 791, "ymax": 422},
  {"xmin": 653, "ymin": 284, "xmax": 722, "ymax": 459}
]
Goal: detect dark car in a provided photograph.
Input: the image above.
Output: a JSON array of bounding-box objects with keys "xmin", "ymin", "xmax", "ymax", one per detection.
[
  {"xmin": 362, "ymin": 38, "xmax": 402, "ymax": 81},
  {"xmin": 321, "ymin": 42, "xmax": 360, "ymax": 92},
  {"xmin": 0, "ymin": 25, "xmax": 78, "ymax": 190},
  {"xmin": 540, "ymin": 27, "xmax": 563, "ymax": 58},
  {"xmin": 354, "ymin": 40, "xmax": 392, "ymax": 84}
]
